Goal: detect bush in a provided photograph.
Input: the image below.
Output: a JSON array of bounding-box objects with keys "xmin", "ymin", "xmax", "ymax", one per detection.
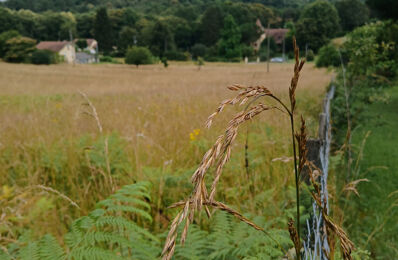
[
  {"xmin": 75, "ymin": 39, "xmax": 87, "ymax": 49},
  {"xmin": 31, "ymin": 49, "xmax": 56, "ymax": 65},
  {"xmin": 0, "ymin": 30, "xmax": 20, "ymax": 58},
  {"xmin": 125, "ymin": 46, "xmax": 153, "ymax": 67},
  {"xmin": 4, "ymin": 36, "xmax": 36, "ymax": 63},
  {"xmin": 315, "ymin": 44, "xmax": 340, "ymax": 68},
  {"xmin": 306, "ymin": 49, "xmax": 315, "ymax": 61},
  {"xmin": 241, "ymin": 45, "xmax": 255, "ymax": 58},
  {"xmin": 164, "ymin": 50, "xmax": 188, "ymax": 61},
  {"xmin": 191, "ymin": 43, "xmax": 207, "ymax": 59},
  {"xmin": 100, "ymin": 55, "xmax": 113, "ymax": 62}
]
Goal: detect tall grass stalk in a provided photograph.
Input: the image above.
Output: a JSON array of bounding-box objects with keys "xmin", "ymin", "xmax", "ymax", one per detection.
[
  {"xmin": 162, "ymin": 38, "xmax": 355, "ymax": 260},
  {"xmin": 162, "ymin": 37, "xmax": 306, "ymax": 260}
]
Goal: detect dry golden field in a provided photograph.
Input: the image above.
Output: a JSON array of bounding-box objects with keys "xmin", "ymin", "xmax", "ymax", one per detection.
[{"xmin": 0, "ymin": 61, "xmax": 331, "ymax": 239}]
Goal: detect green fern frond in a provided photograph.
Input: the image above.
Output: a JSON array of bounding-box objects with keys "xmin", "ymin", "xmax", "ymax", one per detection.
[
  {"xmin": 38, "ymin": 234, "xmax": 65, "ymax": 260},
  {"xmin": 18, "ymin": 242, "xmax": 40, "ymax": 260},
  {"xmin": 68, "ymin": 246, "xmax": 123, "ymax": 260}
]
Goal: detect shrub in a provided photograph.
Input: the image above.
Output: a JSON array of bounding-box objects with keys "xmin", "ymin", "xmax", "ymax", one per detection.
[
  {"xmin": 306, "ymin": 49, "xmax": 315, "ymax": 61},
  {"xmin": 191, "ymin": 43, "xmax": 207, "ymax": 59},
  {"xmin": 315, "ymin": 44, "xmax": 340, "ymax": 68},
  {"xmin": 241, "ymin": 45, "xmax": 255, "ymax": 58},
  {"xmin": 100, "ymin": 55, "xmax": 113, "ymax": 62},
  {"xmin": 125, "ymin": 46, "xmax": 153, "ymax": 67},
  {"xmin": 31, "ymin": 49, "xmax": 56, "ymax": 65},
  {"xmin": 164, "ymin": 50, "xmax": 187, "ymax": 61},
  {"xmin": 4, "ymin": 36, "xmax": 36, "ymax": 63},
  {"xmin": 0, "ymin": 30, "xmax": 20, "ymax": 58},
  {"xmin": 161, "ymin": 57, "xmax": 168, "ymax": 68},
  {"xmin": 75, "ymin": 39, "xmax": 87, "ymax": 49}
]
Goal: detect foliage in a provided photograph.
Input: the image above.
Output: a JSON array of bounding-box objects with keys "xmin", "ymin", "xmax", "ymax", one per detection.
[
  {"xmin": 94, "ymin": 7, "xmax": 113, "ymax": 53},
  {"xmin": 31, "ymin": 49, "xmax": 57, "ymax": 65},
  {"xmin": 335, "ymin": 0, "xmax": 369, "ymax": 32},
  {"xmin": 366, "ymin": 0, "xmax": 398, "ymax": 20},
  {"xmin": 147, "ymin": 19, "xmax": 175, "ymax": 57},
  {"xmin": 0, "ymin": 30, "xmax": 20, "ymax": 58},
  {"xmin": 196, "ymin": 56, "xmax": 204, "ymax": 69},
  {"xmin": 117, "ymin": 26, "xmax": 137, "ymax": 55},
  {"xmin": 315, "ymin": 44, "xmax": 340, "ymax": 68},
  {"xmin": 173, "ymin": 211, "xmax": 292, "ymax": 259},
  {"xmin": 191, "ymin": 43, "xmax": 207, "ymax": 59},
  {"xmin": 343, "ymin": 20, "xmax": 398, "ymax": 78},
  {"xmin": 3, "ymin": 36, "xmax": 36, "ymax": 63},
  {"xmin": 75, "ymin": 39, "xmax": 87, "ymax": 49},
  {"xmin": 218, "ymin": 14, "xmax": 242, "ymax": 60},
  {"xmin": 198, "ymin": 5, "xmax": 224, "ymax": 47},
  {"xmin": 2, "ymin": 182, "xmax": 160, "ymax": 260},
  {"xmin": 161, "ymin": 57, "xmax": 168, "ymax": 68},
  {"xmin": 306, "ymin": 49, "xmax": 315, "ymax": 61},
  {"xmin": 296, "ymin": 0, "xmax": 340, "ymax": 51},
  {"xmin": 125, "ymin": 46, "xmax": 153, "ymax": 67}
]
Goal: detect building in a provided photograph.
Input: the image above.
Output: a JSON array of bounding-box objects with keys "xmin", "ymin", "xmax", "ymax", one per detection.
[
  {"xmin": 252, "ymin": 19, "xmax": 289, "ymax": 52},
  {"xmin": 76, "ymin": 52, "xmax": 97, "ymax": 64},
  {"xmin": 75, "ymin": 39, "xmax": 98, "ymax": 54},
  {"xmin": 86, "ymin": 39, "xmax": 98, "ymax": 54},
  {"xmin": 36, "ymin": 41, "xmax": 76, "ymax": 64}
]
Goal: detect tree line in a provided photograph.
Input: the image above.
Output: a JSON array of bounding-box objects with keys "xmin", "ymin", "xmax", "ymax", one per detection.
[{"xmin": 0, "ymin": 0, "xmax": 392, "ymax": 62}]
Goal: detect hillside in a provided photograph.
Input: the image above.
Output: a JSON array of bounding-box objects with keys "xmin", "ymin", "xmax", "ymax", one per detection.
[{"xmin": 1, "ymin": 0, "xmax": 321, "ymax": 13}]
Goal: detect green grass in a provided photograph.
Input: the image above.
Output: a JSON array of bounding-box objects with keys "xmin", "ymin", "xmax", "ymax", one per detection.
[{"xmin": 347, "ymin": 85, "xmax": 398, "ymax": 258}]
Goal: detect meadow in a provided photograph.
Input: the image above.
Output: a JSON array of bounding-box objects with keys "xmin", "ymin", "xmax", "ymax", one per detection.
[{"xmin": 0, "ymin": 61, "xmax": 332, "ymax": 252}]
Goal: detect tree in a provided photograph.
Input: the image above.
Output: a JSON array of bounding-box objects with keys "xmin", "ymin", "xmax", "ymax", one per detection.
[
  {"xmin": 295, "ymin": 0, "xmax": 340, "ymax": 51},
  {"xmin": 191, "ymin": 43, "xmax": 207, "ymax": 59},
  {"xmin": 76, "ymin": 12, "xmax": 95, "ymax": 38},
  {"xmin": 0, "ymin": 7, "xmax": 17, "ymax": 33},
  {"xmin": 366, "ymin": 0, "xmax": 398, "ymax": 20},
  {"xmin": 38, "ymin": 11, "xmax": 76, "ymax": 41},
  {"xmin": 335, "ymin": 0, "xmax": 369, "ymax": 32},
  {"xmin": 315, "ymin": 44, "xmax": 340, "ymax": 67},
  {"xmin": 118, "ymin": 26, "xmax": 137, "ymax": 55},
  {"xmin": 4, "ymin": 36, "xmax": 36, "ymax": 63},
  {"xmin": 147, "ymin": 19, "xmax": 174, "ymax": 57},
  {"xmin": 0, "ymin": 30, "xmax": 20, "ymax": 58},
  {"xmin": 125, "ymin": 46, "xmax": 152, "ymax": 67},
  {"xmin": 198, "ymin": 5, "xmax": 224, "ymax": 47},
  {"xmin": 218, "ymin": 14, "xmax": 242, "ymax": 60},
  {"xmin": 94, "ymin": 7, "xmax": 113, "ymax": 53}
]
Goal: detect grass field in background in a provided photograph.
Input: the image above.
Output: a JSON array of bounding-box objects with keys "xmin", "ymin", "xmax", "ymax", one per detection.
[{"xmin": 0, "ymin": 61, "xmax": 331, "ymax": 240}]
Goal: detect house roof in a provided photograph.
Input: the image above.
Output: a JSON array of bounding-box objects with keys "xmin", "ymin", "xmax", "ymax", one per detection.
[
  {"xmin": 86, "ymin": 39, "xmax": 97, "ymax": 47},
  {"xmin": 36, "ymin": 41, "xmax": 71, "ymax": 52},
  {"xmin": 264, "ymin": 29, "xmax": 289, "ymax": 44}
]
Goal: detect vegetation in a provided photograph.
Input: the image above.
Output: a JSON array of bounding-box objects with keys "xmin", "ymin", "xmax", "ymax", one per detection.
[
  {"xmin": 335, "ymin": 0, "xmax": 369, "ymax": 33},
  {"xmin": 0, "ymin": 0, "xmax": 375, "ymax": 63},
  {"xmin": 31, "ymin": 49, "xmax": 57, "ymax": 65},
  {"xmin": 125, "ymin": 46, "xmax": 153, "ymax": 67},
  {"xmin": 3, "ymin": 36, "xmax": 36, "ymax": 63},
  {"xmin": 295, "ymin": 0, "xmax": 340, "ymax": 51},
  {"xmin": 0, "ymin": 0, "xmax": 397, "ymax": 258},
  {"xmin": 0, "ymin": 61, "xmax": 333, "ymax": 259},
  {"xmin": 315, "ymin": 44, "xmax": 340, "ymax": 68},
  {"xmin": 329, "ymin": 20, "xmax": 398, "ymax": 258}
]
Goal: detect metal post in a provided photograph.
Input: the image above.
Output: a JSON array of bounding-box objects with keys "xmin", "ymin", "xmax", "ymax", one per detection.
[
  {"xmin": 267, "ymin": 23, "xmax": 270, "ymax": 73},
  {"xmin": 283, "ymin": 36, "xmax": 285, "ymax": 62}
]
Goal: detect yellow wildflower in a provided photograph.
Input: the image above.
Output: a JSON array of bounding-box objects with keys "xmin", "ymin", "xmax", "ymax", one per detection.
[{"xmin": 189, "ymin": 129, "xmax": 201, "ymax": 141}]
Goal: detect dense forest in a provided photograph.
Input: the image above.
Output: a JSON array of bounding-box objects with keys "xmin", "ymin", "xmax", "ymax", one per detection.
[{"xmin": 0, "ymin": 0, "xmax": 379, "ymax": 61}]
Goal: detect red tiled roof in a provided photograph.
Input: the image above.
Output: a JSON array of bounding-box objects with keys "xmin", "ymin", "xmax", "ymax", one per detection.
[{"xmin": 36, "ymin": 41, "xmax": 70, "ymax": 52}]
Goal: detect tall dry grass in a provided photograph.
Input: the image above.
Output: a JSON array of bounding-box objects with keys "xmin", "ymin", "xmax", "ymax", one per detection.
[{"xmin": 0, "ymin": 61, "xmax": 331, "ymax": 241}]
